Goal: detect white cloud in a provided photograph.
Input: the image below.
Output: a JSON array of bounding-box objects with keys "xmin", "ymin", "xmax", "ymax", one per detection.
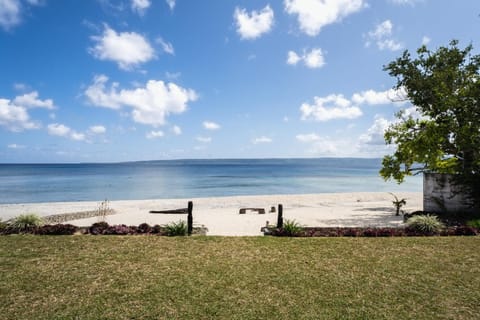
[
  {"xmin": 389, "ymin": 0, "xmax": 421, "ymax": 5},
  {"xmin": 0, "ymin": 0, "xmax": 21, "ymax": 30},
  {"xmin": 156, "ymin": 37, "xmax": 175, "ymax": 55},
  {"xmin": 47, "ymin": 123, "xmax": 88, "ymax": 141},
  {"xmin": 89, "ymin": 25, "xmax": 155, "ymax": 70},
  {"xmin": 351, "ymin": 88, "xmax": 407, "ymax": 105},
  {"xmin": 166, "ymin": 0, "xmax": 175, "ymax": 11},
  {"xmin": 172, "ymin": 125, "xmax": 182, "ymax": 135},
  {"xmin": 252, "ymin": 136, "xmax": 272, "ymax": 144},
  {"xmin": 284, "ymin": 0, "xmax": 366, "ymax": 36},
  {"xmin": 0, "ymin": 98, "xmax": 39, "ymax": 132},
  {"xmin": 287, "ymin": 51, "xmax": 301, "ymax": 65},
  {"xmin": 296, "ymin": 133, "xmax": 321, "ymax": 142},
  {"xmin": 131, "ymin": 0, "xmax": 150, "ymax": 15},
  {"xmin": 146, "ymin": 130, "xmax": 164, "ymax": 139},
  {"xmin": 196, "ymin": 136, "xmax": 211, "ymax": 143},
  {"xmin": 203, "ymin": 121, "xmax": 220, "ymax": 130},
  {"xmin": 422, "ymin": 36, "xmax": 431, "ymax": 45},
  {"xmin": 13, "ymin": 91, "xmax": 55, "ymax": 109},
  {"xmin": 47, "ymin": 123, "xmax": 71, "ymax": 137},
  {"xmin": 365, "ymin": 20, "xmax": 403, "ymax": 51},
  {"xmin": 300, "ymin": 94, "xmax": 362, "ymax": 121},
  {"xmin": 85, "ymin": 74, "xmax": 197, "ymax": 127},
  {"xmin": 287, "ymin": 48, "xmax": 325, "ymax": 68},
  {"xmin": 7, "ymin": 143, "xmax": 25, "ymax": 149},
  {"xmin": 234, "ymin": 5, "xmax": 274, "ymax": 40},
  {"xmin": 359, "ymin": 116, "xmax": 390, "ymax": 145},
  {"xmin": 89, "ymin": 125, "xmax": 106, "ymax": 134}
]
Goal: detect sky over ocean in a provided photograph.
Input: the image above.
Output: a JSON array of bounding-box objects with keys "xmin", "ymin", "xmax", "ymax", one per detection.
[{"xmin": 0, "ymin": 0, "xmax": 478, "ymax": 163}]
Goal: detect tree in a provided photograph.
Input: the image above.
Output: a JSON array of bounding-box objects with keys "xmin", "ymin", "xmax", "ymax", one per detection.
[{"xmin": 380, "ymin": 40, "xmax": 480, "ymax": 209}]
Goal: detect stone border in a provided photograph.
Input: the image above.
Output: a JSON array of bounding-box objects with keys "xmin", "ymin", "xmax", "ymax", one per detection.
[{"xmin": 42, "ymin": 209, "xmax": 116, "ymax": 224}]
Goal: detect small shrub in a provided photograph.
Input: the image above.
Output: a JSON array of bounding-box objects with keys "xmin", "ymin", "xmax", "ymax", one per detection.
[
  {"xmin": 281, "ymin": 219, "xmax": 303, "ymax": 237},
  {"xmin": 343, "ymin": 228, "xmax": 361, "ymax": 237},
  {"xmin": 9, "ymin": 214, "xmax": 44, "ymax": 233},
  {"xmin": 104, "ymin": 224, "xmax": 132, "ymax": 235},
  {"xmin": 0, "ymin": 219, "xmax": 8, "ymax": 234},
  {"xmin": 89, "ymin": 221, "xmax": 109, "ymax": 235},
  {"xmin": 466, "ymin": 219, "xmax": 480, "ymax": 229},
  {"xmin": 151, "ymin": 224, "xmax": 163, "ymax": 234},
  {"xmin": 362, "ymin": 228, "xmax": 378, "ymax": 237},
  {"xmin": 406, "ymin": 214, "xmax": 444, "ymax": 235},
  {"xmin": 454, "ymin": 226, "xmax": 478, "ymax": 236},
  {"xmin": 165, "ymin": 220, "xmax": 187, "ymax": 236},
  {"xmin": 36, "ymin": 224, "xmax": 78, "ymax": 235},
  {"xmin": 137, "ymin": 223, "xmax": 151, "ymax": 234}
]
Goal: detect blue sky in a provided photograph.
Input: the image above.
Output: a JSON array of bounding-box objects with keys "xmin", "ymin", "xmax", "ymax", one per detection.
[{"xmin": 0, "ymin": 0, "xmax": 478, "ymax": 163}]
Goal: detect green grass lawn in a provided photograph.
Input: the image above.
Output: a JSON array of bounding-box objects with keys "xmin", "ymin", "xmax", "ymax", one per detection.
[{"xmin": 1, "ymin": 236, "xmax": 479, "ymax": 320}]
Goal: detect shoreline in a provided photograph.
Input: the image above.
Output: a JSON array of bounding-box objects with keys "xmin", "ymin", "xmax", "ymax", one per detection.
[{"xmin": 0, "ymin": 192, "xmax": 423, "ymax": 236}]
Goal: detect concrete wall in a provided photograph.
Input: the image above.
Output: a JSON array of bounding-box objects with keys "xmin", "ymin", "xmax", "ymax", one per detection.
[{"xmin": 423, "ymin": 173, "xmax": 473, "ymax": 213}]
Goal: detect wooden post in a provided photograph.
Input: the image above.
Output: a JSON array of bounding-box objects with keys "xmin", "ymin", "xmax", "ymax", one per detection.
[
  {"xmin": 277, "ymin": 204, "xmax": 283, "ymax": 229},
  {"xmin": 187, "ymin": 201, "xmax": 193, "ymax": 236}
]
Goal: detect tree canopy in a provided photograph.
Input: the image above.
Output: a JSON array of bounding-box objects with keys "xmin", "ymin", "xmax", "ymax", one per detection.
[{"xmin": 380, "ymin": 40, "xmax": 480, "ymax": 208}]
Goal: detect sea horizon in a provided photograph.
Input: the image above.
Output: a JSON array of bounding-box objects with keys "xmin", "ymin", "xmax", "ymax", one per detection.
[{"xmin": 0, "ymin": 158, "xmax": 422, "ymax": 204}]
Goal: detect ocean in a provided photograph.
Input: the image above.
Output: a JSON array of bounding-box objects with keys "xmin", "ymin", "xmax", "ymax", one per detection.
[{"xmin": 0, "ymin": 158, "xmax": 422, "ymax": 204}]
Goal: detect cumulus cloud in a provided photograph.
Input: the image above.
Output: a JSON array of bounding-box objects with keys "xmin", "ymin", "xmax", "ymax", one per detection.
[
  {"xmin": 0, "ymin": 0, "xmax": 21, "ymax": 30},
  {"xmin": 166, "ymin": 0, "xmax": 175, "ymax": 11},
  {"xmin": 196, "ymin": 136, "xmax": 211, "ymax": 143},
  {"xmin": 89, "ymin": 25, "xmax": 155, "ymax": 70},
  {"xmin": 359, "ymin": 116, "xmax": 391, "ymax": 145},
  {"xmin": 131, "ymin": 0, "xmax": 150, "ymax": 15},
  {"xmin": 422, "ymin": 36, "xmax": 431, "ymax": 45},
  {"xmin": 300, "ymin": 94, "xmax": 362, "ymax": 121},
  {"xmin": 85, "ymin": 74, "xmax": 197, "ymax": 127},
  {"xmin": 88, "ymin": 125, "xmax": 106, "ymax": 134},
  {"xmin": 7, "ymin": 143, "xmax": 25, "ymax": 149},
  {"xmin": 13, "ymin": 91, "xmax": 55, "ymax": 109},
  {"xmin": 47, "ymin": 123, "xmax": 86, "ymax": 141},
  {"xmin": 252, "ymin": 136, "xmax": 272, "ymax": 144},
  {"xmin": 0, "ymin": 91, "xmax": 55, "ymax": 132},
  {"xmin": 296, "ymin": 133, "xmax": 321, "ymax": 142},
  {"xmin": 234, "ymin": 5, "xmax": 274, "ymax": 40},
  {"xmin": 284, "ymin": 0, "xmax": 366, "ymax": 36},
  {"xmin": 351, "ymin": 87, "xmax": 407, "ymax": 105},
  {"xmin": 203, "ymin": 121, "xmax": 220, "ymax": 130},
  {"xmin": 156, "ymin": 37, "xmax": 175, "ymax": 55},
  {"xmin": 365, "ymin": 20, "xmax": 403, "ymax": 51},
  {"xmin": 287, "ymin": 48, "xmax": 325, "ymax": 69},
  {"xmin": 146, "ymin": 130, "xmax": 164, "ymax": 139},
  {"xmin": 172, "ymin": 125, "xmax": 182, "ymax": 135},
  {"xmin": 389, "ymin": 0, "xmax": 421, "ymax": 5},
  {"xmin": 300, "ymin": 88, "xmax": 408, "ymax": 122}
]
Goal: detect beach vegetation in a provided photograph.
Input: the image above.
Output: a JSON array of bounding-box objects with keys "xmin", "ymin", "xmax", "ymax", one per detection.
[
  {"xmin": 406, "ymin": 214, "xmax": 445, "ymax": 235},
  {"xmin": 137, "ymin": 222, "xmax": 152, "ymax": 234},
  {"xmin": 35, "ymin": 224, "xmax": 78, "ymax": 235},
  {"xmin": 165, "ymin": 220, "xmax": 187, "ymax": 236},
  {"xmin": 380, "ymin": 40, "xmax": 480, "ymax": 211},
  {"xmin": 8, "ymin": 213, "xmax": 44, "ymax": 233},
  {"xmin": 0, "ymin": 236, "xmax": 479, "ymax": 319},
  {"xmin": 280, "ymin": 219, "xmax": 303, "ymax": 236},
  {"xmin": 97, "ymin": 199, "xmax": 110, "ymax": 222},
  {"xmin": 89, "ymin": 221, "xmax": 110, "ymax": 235},
  {"xmin": 389, "ymin": 192, "xmax": 407, "ymax": 216}
]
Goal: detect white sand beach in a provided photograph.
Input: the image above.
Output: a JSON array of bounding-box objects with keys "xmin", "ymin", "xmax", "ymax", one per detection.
[{"xmin": 0, "ymin": 192, "xmax": 422, "ymax": 236}]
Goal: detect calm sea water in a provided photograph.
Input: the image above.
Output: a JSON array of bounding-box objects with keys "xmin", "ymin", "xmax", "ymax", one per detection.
[{"xmin": 0, "ymin": 158, "xmax": 422, "ymax": 204}]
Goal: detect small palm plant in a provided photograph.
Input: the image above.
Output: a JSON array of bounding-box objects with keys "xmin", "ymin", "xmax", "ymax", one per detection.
[
  {"xmin": 390, "ymin": 193, "xmax": 407, "ymax": 216},
  {"xmin": 165, "ymin": 220, "xmax": 187, "ymax": 236},
  {"xmin": 282, "ymin": 219, "xmax": 303, "ymax": 237}
]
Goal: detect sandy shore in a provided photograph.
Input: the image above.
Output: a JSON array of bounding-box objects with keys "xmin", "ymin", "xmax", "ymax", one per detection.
[{"xmin": 0, "ymin": 192, "xmax": 422, "ymax": 236}]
